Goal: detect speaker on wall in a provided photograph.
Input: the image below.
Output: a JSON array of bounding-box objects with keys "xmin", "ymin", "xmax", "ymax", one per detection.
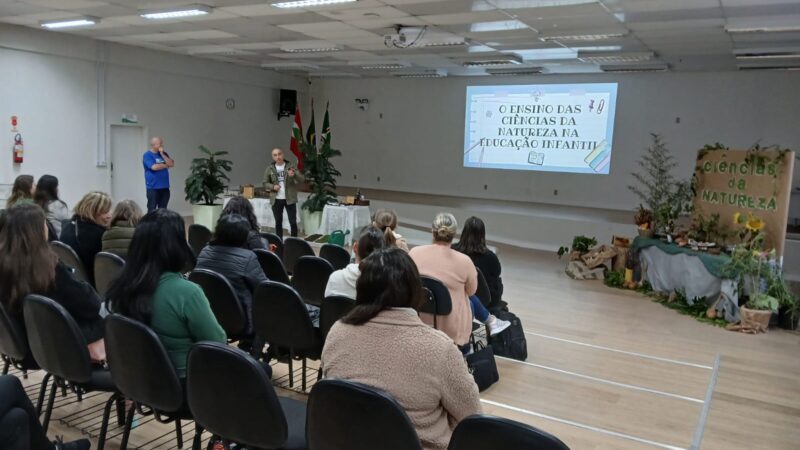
[{"xmin": 278, "ymin": 89, "xmax": 297, "ymax": 119}]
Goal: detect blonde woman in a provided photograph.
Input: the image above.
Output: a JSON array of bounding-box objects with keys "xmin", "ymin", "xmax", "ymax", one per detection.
[
  {"xmin": 372, "ymin": 208, "xmax": 409, "ymax": 251},
  {"xmin": 60, "ymin": 191, "xmax": 113, "ymax": 284},
  {"xmin": 102, "ymin": 200, "xmax": 143, "ymax": 259}
]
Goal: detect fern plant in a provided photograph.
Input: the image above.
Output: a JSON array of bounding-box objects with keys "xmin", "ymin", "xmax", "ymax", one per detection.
[
  {"xmin": 184, "ymin": 145, "xmax": 232, "ymax": 205},
  {"xmin": 301, "ymin": 139, "xmax": 341, "ymax": 213}
]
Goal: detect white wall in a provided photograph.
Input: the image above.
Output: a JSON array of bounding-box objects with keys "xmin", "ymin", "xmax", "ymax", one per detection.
[{"xmin": 0, "ymin": 23, "xmax": 307, "ymax": 214}]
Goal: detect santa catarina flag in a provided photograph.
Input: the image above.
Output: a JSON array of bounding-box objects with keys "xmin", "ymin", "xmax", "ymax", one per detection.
[
  {"xmin": 290, "ymin": 105, "xmax": 304, "ymax": 170},
  {"xmin": 321, "ymin": 101, "xmax": 331, "ymax": 145}
]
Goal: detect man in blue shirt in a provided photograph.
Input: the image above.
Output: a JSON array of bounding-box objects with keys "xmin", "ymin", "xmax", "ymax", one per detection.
[{"xmin": 143, "ymin": 136, "xmax": 174, "ymax": 212}]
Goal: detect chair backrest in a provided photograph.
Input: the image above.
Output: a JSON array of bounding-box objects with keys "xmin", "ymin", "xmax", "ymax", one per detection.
[
  {"xmin": 307, "ymin": 379, "xmax": 423, "ymax": 450},
  {"xmin": 50, "ymin": 241, "xmax": 90, "ymax": 284},
  {"xmin": 260, "ymin": 232, "xmax": 284, "ymax": 259},
  {"xmin": 283, "ymin": 237, "xmax": 314, "ymax": 274},
  {"xmin": 252, "ymin": 281, "xmax": 317, "ymax": 350},
  {"xmin": 254, "ymin": 249, "xmax": 290, "ymax": 285},
  {"xmin": 0, "ymin": 303, "xmax": 29, "ymax": 361},
  {"xmin": 319, "ymin": 295, "xmax": 356, "ymax": 342},
  {"xmin": 448, "ymin": 415, "xmax": 570, "ymax": 450},
  {"xmin": 420, "ymin": 276, "xmax": 453, "ymax": 316},
  {"xmin": 188, "ymin": 224, "xmax": 212, "ymax": 256},
  {"xmin": 94, "ymin": 252, "xmax": 125, "ymax": 297},
  {"xmin": 292, "ymin": 256, "xmax": 334, "ymax": 307},
  {"xmin": 187, "ymin": 342, "xmax": 289, "ymax": 449},
  {"xmin": 319, "ymin": 244, "xmax": 351, "ymax": 271},
  {"xmin": 22, "ymin": 295, "xmax": 91, "ymax": 383},
  {"xmin": 104, "ymin": 314, "xmax": 185, "ymax": 412},
  {"xmin": 475, "ymin": 268, "xmax": 492, "ymax": 308},
  {"xmin": 188, "ymin": 269, "xmax": 246, "ymax": 337}
]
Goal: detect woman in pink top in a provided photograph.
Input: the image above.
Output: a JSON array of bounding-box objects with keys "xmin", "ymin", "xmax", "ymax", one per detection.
[{"xmin": 409, "ymin": 213, "xmax": 509, "ymax": 350}]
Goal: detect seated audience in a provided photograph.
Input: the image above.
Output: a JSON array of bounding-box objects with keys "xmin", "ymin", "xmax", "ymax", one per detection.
[
  {"xmin": 101, "ymin": 199, "xmax": 143, "ymax": 259},
  {"xmin": 106, "ymin": 209, "xmax": 226, "ymax": 377},
  {"xmin": 33, "ymin": 175, "xmax": 70, "ymax": 237},
  {"xmin": 60, "ymin": 191, "xmax": 112, "ymax": 284},
  {"xmin": 324, "ymin": 226, "xmax": 385, "ymax": 299},
  {"xmin": 373, "ymin": 208, "xmax": 409, "ymax": 251},
  {"xmin": 221, "ymin": 196, "xmax": 268, "ymax": 250},
  {"xmin": 410, "ymin": 213, "xmax": 509, "ymax": 350},
  {"xmin": 322, "ymin": 247, "xmax": 481, "ymax": 450},
  {"xmin": 196, "ymin": 214, "xmax": 267, "ymax": 335},
  {"xmin": 0, "ymin": 204, "xmax": 105, "ymax": 355},
  {"xmin": 453, "ymin": 216, "xmax": 506, "ymax": 311},
  {"xmin": 0, "ymin": 375, "xmax": 90, "ymax": 450},
  {"xmin": 6, "ymin": 175, "xmax": 34, "ymax": 208}
]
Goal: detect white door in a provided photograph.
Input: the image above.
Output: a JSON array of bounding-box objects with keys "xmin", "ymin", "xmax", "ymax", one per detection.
[{"xmin": 110, "ymin": 125, "xmax": 148, "ymax": 210}]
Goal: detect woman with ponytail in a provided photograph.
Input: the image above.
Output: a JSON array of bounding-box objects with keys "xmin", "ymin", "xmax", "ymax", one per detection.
[
  {"xmin": 372, "ymin": 208, "xmax": 408, "ymax": 251},
  {"xmin": 324, "ymin": 226, "xmax": 386, "ymax": 299}
]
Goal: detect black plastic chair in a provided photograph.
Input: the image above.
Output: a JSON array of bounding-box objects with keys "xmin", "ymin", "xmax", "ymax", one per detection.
[
  {"xmin": 22, "ymin": 295, "xmax": 121, "ymax": 447},
  {"xmin": 319, "ymin": 296, "xmax": 356, "ymax": 343},
  {"xmin": 94, "ymin": 252, "xmax": 125, "ymax": 297},
  {"xmin": 292, "ymin": 256, "xmax": 334, "ymax": 307},
  {"xmin": 283, "ymin": 237, "xmax": 314, "ymax": 275},
  {"xmin": 261, "ymin": 232, "xmax": 284, "ymax": 259},
  {"xmin": 50, "ymin": 241, "xmax": 90, "ymax": 284},
  {"xmin": 188, "ymin": 224, "xmax": 212, "ymax": 256},
  {"xmin": 307, "ymin": 379, "xmax": 422, "ymax": 450},
  {"xmin": 475, "ymin": 268, "xmax": 492, "ymax": 309},
  {"xmin": 188, "ymin": 269, "xmax": 247, "ymax": 339},
  {"xmin": 0, "ymin": 303, "xmax": 44, "ymax": 412},
  {"xmin": 319, "ymin": 244, "xmax": 351, "ymax": 271},
  {"xmin": 187, "ymin": 342, "xmax": 307, "ymax": 450},
  {"xmin": 255, "ymin": 249, "xmax": 291, "ymax": 285},
  {"xmin": 253, "ymin": 281, "xmax": 322, "ymax": 392},
  {"xmin": 448, "ymin": 415, "xmax": 571, "ymax": 450},
  {"xmin": 105, "ymin": 314, "xmax": 198, "ymax": 450},
  {"xmin": 420, "ymin": 276, "xmax": 453, "ymax": 329}
]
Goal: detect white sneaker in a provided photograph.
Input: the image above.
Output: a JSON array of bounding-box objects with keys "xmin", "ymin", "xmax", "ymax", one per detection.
[{"xmin": 487, "ymin": 316, "xmax": 511, "ymax": 335}]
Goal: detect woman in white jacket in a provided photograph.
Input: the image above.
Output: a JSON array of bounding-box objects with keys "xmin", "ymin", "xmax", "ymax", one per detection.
[{"xmin": 324, "ymin": 226, "xmax": 385, "ymax": 299}]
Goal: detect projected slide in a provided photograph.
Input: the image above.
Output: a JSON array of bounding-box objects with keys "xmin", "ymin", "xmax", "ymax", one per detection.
[{"xmin": 464, "ymin": 83, "xmax": 618, "ymax": 174}]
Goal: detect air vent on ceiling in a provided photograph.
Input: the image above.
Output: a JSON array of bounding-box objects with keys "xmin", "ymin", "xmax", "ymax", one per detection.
[
  {"xmin": 463, "ymin": 54, "xmax": 523, "ymax": 67},
  {"xmin": 738, "ymin": 65, "xmax": 800, "ymax": 71},
  {"xmin": 601, "ymin": 63, "xmax": 668, "ymax": 73},
  {"xmin": 578, "ymin": 51, "xmax": 654, "ymax": 63},
  {"xmin": 540, "ymin": 32, "xmax": 627, "ymax": 42},
  {"xmin": 486, "ymin": 67, "xmax": 543, "ymax": 76},
  {"xmin": 392, "ymin": 69, "xmax": 447, "ymax": 78},
  {"xmin": 279, "ymin": 46, "xmax": 342, "ymax": 53},
  {"xmin": 261, "ymin": 62, "xmax": 320, "ymax": 72},
  {"xmin": 735, "ymin": 51, "xmax": 800, "ymax": 60}
]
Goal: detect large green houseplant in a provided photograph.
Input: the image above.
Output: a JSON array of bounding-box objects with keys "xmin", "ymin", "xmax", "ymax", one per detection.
[
  {"xmin": 299, "ymin": 139, "xmax": 341, "ymax": 234},
  {"xmin": 184, "ymin": 145, "xmax": 232, "ymax": 229}
]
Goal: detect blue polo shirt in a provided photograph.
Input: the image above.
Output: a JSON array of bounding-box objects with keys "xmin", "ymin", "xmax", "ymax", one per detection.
[{"xmin": 143, "ymin": 150, "xmax": 170, "ymax": 190}]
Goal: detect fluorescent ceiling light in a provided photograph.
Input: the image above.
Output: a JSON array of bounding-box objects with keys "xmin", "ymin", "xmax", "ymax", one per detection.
[
  {"xmin": 486, "ymin": 67, "xmax": 543, "ymax": 76},
  {"xmin": 725, "ymin": 25, "xmax": 800, "ymax": 34},
  {"xmin": 540, "ymin": 32, "xmax": 627, "ymax": 42},
  {"xmin": 280, "ymin": 46, "xmax": 342, "ymax": 53},
  {"xmin": 463, "ymin": 55, "xmax": 523, "ymax": 67},
  {"xmin": 578, "ymin": 51, "xmax": 653, "ymax": 63},
  {"xmin": 470, "ymin": 20, "xmax": 527, "ymax": 33},
  {"xmin": 477, "ymin": 0, "xmax": 597, "ymax": 9},
  {"xmin": 272, "ymin": 0, "xmax": 357, "ymax": 9},
  {"xmin": 418, "ymin": 38, "xmax": 468, "ymax": 48},
  {"xmin": 601, "ymin": 63, "xmax": 668, "ymax": 73},
  {"xmin": 735, "ymin": 51, "xmax": 800, "ymax": 60},
  {"xmin": 139, "ymin": 5, "xmax": 212, "ymax": 20},
  {"xmin": 189, "ymin": 48, "xmax": 256, "ymax": 56},
  {"xmin": 349, "ymin": 62, "xmax": 410, "ymax": 70},
  {"xmin": 392, "ymin": 69, "xmax": 447, "ymax": 78},
  {"xmin": 262, "ymin": 62, "xmax": 320, "ymax": 71},
  {"xmin": 40, "ymin": 17, "xmax": 98, "ymax": 29}
]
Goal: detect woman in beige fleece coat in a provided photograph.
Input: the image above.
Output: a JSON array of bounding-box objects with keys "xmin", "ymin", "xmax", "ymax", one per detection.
[{"xmin": 322, "ymin": 247, "xmax": 481, "ymax": 450}]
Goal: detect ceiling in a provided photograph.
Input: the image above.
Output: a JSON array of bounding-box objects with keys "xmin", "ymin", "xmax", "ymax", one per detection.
[{"xmin": 2, "ymin": 0, "xmax": 800, "ymax": 77}]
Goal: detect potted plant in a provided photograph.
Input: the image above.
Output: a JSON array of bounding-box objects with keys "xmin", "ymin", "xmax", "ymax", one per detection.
[
  {"xmin": 300, "ymin": 139, "xmax": 341, "ymax": 235},
  {"xmin": 634, "ymin": 205, "xmax": 655, "ymax": 238},
  {"xmin": 184, "ymin": 145, "xmax": 232, "ymax": 229}
]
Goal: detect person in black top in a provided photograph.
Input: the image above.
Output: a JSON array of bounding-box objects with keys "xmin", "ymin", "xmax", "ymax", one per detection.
[
  {"xmin": 221, "ymin": 196, "xmax": 268, "ymax": 251},
  {"xmin": 452, "ymin": 216, "xmax": 505, "ymax": 311},
  {"xmin": 0, "ymin": 204, "xmax": 105, "ymax": 347},
  {"xmin": 60, "ymin": 191, "xmax": 113, "ymax": 286}
]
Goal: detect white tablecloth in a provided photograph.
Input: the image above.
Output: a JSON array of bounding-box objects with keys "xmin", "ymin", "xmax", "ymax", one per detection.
[
  {"xmin": 318, "ymin": 204, "xmax": 371, "ymax": 244},
  {"xmin": 224, "ymin": 193, "xmax": 308, "ymax": 233}
]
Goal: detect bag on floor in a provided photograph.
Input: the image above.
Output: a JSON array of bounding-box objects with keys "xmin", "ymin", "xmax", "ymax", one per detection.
[
  {"xmin": 466, "ymin": 342, "xmax": 499, "ymax": 391},
  {"xmin": 488, "ymin": 311, "xmax": 528, "ymax": 361}
]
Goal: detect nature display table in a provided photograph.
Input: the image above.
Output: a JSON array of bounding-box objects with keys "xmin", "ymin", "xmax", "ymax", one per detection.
[
  {"xmin": 224, "ymin": 193, "xmax": 309, "ymax": 233},
  {"xmin": 318, "ymin": 204, "xmax": 371, "ymax": 245},
  {"xmin": 632, "ymin": 237, "xmax": 740, "ymax": 322}
]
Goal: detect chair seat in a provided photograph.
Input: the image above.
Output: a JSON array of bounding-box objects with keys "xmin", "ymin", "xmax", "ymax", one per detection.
[
  {"xmin": 78, "ymin": 367, "xmax": 116, "ymax": 392},
  {"xmin": 278, "ymin": 396, "xmax": 308, "ymax": 450}
]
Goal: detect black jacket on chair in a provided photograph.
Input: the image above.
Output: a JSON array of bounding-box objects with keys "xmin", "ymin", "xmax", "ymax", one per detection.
[
  {"xmin": 60, "ymin": 217, "xmax": 107, "ymax": 285},
  {"xmin": 195, "ymin": 245, "xmax": 268, "ymax": 320}
]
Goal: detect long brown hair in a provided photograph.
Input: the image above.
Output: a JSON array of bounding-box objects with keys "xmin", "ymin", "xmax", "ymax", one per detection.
[
  {"xmin": 6, "ymin": 175, "xmax": 34, "ymax": 208},
  {"xmin": 372, "ymin": 208, "xmax": 399, "ymax": 247},
  {"xmin": 0, "ymin": 204, "xmax": 58, "ymax": 313}
]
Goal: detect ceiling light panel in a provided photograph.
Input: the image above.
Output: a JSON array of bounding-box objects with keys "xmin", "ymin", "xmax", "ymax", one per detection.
[
  {"xmin": 272, "ymin": 0, "xmax": 358, "ymax": 9},
  {"xmin": 578, "ymin": 51, "xmax": 654, "ymax": 63},
  {"xmin": 40, "ymin": 16, "xmax": 98, "ymax": 29},
  {"xmin": 139, "ymin": 5, "xmax": 212, "ymax": 20}
]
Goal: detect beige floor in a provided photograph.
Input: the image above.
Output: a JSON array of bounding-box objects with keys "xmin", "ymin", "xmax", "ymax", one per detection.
[{"xmin": 17, "ymin": 244, "xmax": 800, "ymax": 449}]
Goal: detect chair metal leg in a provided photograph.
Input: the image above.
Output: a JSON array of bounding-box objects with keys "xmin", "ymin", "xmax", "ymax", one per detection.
[
  {"xmin": 317, "ymin": 367, "xmax": 322, "ymax": 381},
  {"xmin": 288, "ymin": 349, "xmax": 294, "ymax": 388},
  {"xmin": 192, "ymin": 422, "xmax": 204, "ymax": 450},
  {"xmin": 97, "ymin": 393, "xmax": 119, "ymax": 450},
  {"xmin": 36, "ymin": 372, "xmax": 52, "ymax": 416},
  {"xmin": 175, "ymin": 418, "xmax": 184, "ymax": 448},
  {"xmin": 302, "ymin": 357, "xmax": 307, "ymax": 392},
  {"xmin": 1, "ymin": 356, "xmax": 9, "ymax": 375},
  {"xmin": 115, "ymin": 396, "xmax": 126, "ymax": 426},
  {"xmin": 120, "ymin": 401, "xmax": 137, "ymax": 450},
  {"xmin": 76, "ymin": 386, "xmax": 83, "ymax": 402},
  {"xmin": 42, "ymin": 377, "xmax": 58, "ymax": 434}
]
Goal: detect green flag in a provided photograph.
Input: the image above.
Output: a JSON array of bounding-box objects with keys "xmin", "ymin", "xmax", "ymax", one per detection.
[
  {"xmin": 321, "ymin": 101, "xmax": 331, "ymax": 145},
  {"xmin": 306, "ymin": 99, "xmax": 316, "ymax": 149}
]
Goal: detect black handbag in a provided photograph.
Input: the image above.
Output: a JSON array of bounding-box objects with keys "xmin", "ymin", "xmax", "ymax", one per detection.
[{"xmin": 465, "ymin": 342, "xmax": 499, "ymax": 392}]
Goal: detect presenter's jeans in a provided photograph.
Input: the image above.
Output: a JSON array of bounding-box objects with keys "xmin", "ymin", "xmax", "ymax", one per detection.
[
  {"xmin": 146, "ymin": 188, "xmax": 171, "ymax": 213},
  {"xmin": 0, "ymin": 375, "xmax": 53, "ymax": 450},
  {"xmin": 272, "ymin": 199, "xmax": 298, "ymax": 239},
  {"xmin": 469, "ymin": 295, "xmax": 490, "ymax": 322}
]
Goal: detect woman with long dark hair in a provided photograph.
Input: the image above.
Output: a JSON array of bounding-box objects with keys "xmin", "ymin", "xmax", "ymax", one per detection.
[
  {"xmin": 221, "ymin": 196, "xmax": 267, "ymax": 250},
  {"xmin": 34, "ymin": 175, "xmax": 70, "ymax": 237},
  {"xmin": 105, "ymin": 209, "xmax": 225, "ymax": 377},
  {"xmin": 322, "ymin": 247, "xmax": 481, "ymax": 450},
  {"xmin": 6, "ymin": 174, "xmax": 34, "ymax": 208},
  {"xmin": 452, "ymin": 216, "xmax": 505, "ymax": 310}
]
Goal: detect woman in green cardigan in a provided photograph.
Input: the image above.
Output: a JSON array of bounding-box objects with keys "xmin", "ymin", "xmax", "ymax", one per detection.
[{"xmin": 105, "ymin": 209, "xmax": 225, "ymax": 377}]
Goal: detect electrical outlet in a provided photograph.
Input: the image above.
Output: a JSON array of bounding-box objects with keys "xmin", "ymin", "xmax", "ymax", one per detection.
[{"xmin": 553, "ymin": 189, "xmax": 558, "ymax": 196}]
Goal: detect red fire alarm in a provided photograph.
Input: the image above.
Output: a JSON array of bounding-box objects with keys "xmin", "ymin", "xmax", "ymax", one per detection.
[{"xmin": 11, "ymin": 116, "xmax": 18, "ymax": 132}]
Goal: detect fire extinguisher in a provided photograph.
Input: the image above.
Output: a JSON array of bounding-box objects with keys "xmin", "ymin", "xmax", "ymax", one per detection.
[{"xmin": 13, "ymin": 133, "xmax": 23, "ymax": 164}]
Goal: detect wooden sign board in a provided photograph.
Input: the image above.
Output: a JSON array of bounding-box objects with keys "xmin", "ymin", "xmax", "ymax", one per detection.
[{"xmin": 693, "ymin": 149, "xmax": 795, "ymax": 256}]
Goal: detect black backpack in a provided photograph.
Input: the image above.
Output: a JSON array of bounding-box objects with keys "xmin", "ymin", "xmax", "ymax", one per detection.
[{"xmin": 488, "ymin": 310, "xmax": 527, "ymax": 361}]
